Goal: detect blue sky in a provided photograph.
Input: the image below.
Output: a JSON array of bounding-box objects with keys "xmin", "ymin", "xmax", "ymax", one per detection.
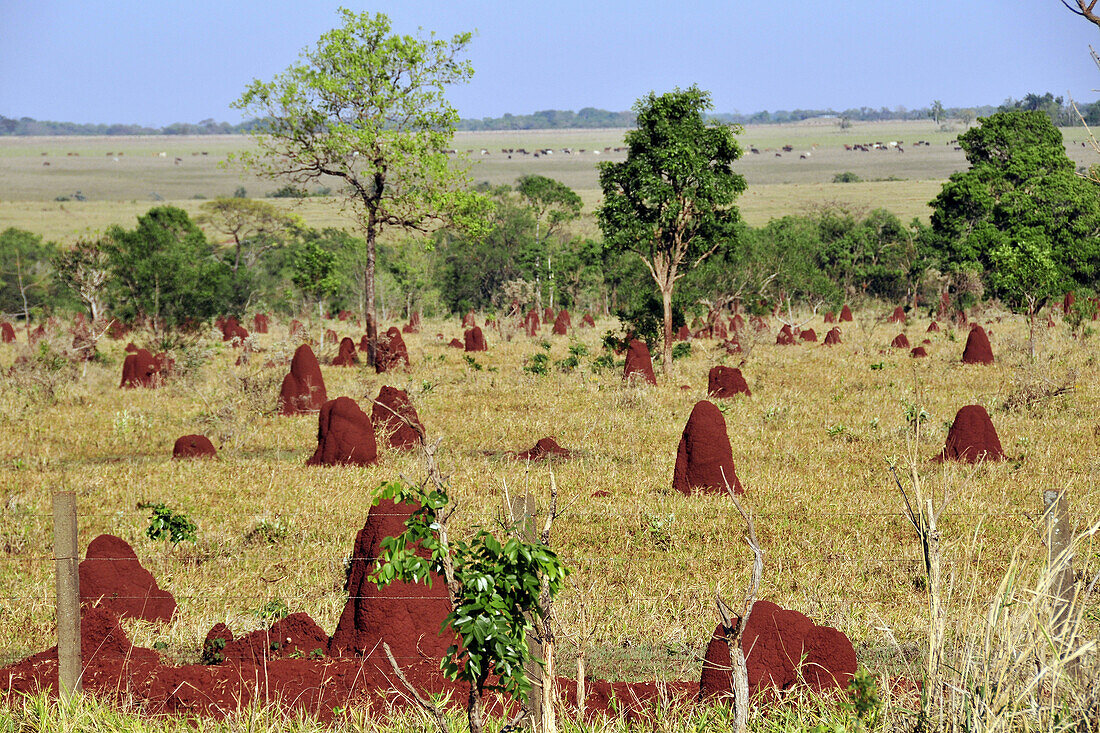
[{"xmin": 2, "ymin": 0, "xmax": 1099, "ymax": 126}]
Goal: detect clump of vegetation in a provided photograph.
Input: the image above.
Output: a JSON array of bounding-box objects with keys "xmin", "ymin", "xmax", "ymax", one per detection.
[
  {"xmin": 138, "ymin": 502, "xmax": 197, "ymax": 545},
  {"xmin": 833, "ymin": 171, "xmax": 862, "ymax": 183}
]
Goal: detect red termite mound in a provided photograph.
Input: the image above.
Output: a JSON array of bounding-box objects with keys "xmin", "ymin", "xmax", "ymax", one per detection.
[
  {"xmin": 910, "ymin": 346, "xmax": 928, "ymax": 358},
  {"xmin": 675, "ymin": 324, "xmax": 691, "ymax": 341},
  {"xmin": 936, "ymin": 405, "xmax": 1005, "ymax": 463},
  {"xmin": 962, "ymin": 325, "xmax": 994, "ymax": 365},
  {"xmin": 279, "ymin": 344, "xmax": 327, "ymax": 415},
  {"xmin": 799, "ymin": 328, "xmax": 817, "ymax": 342},
  {"xmin": 448, "ymin": 337, "xmax": 463, "ymax": 348},
  {"xmin": 823, "ymin": 311, "xmax": 836, "ymax": 324},
  {"xmin": 891, "ymin": 333, "xmax": 910, "ymax": 349},
  {"xmin": 377, "ymin": 327, "xmax": 410, "ymax": 372},
  {"xmin": 839, "ymin": 305, "xmax": 853, "ymax": 322},
  {"xmin": 582, "ymin": 313, "xmax": 595, "ymax": 328},
  {"xmin": 252, "ymin": 313, "xmax": 269, "ymax": 334},
  {"xmin": 623, "ymin": 339, "xmax": 657, "ymax": 384},
  {"xmin": 13, "ymin": 605, "xmax": 160, "ymax": 670},
  {"xmin": 927, "ymin": 321, "xmax": 940, "ymax": 332},
  {"xmin": 329, "ymin": 499, "xmax": 454, "ymax": 665},
  {"xmin": 464, "ymin": 326, "xmax": 487, "ymax": 352},
  {"xmin": 673, "ymin": 400, "xmax": 742, "ymax": 495},
  {"xmin": 731, "ymin": 314, "xmax": 744, "ymax": 332},
  {"xmin": 306, "ymin": 397, "xmax": 378, "ymax": 467},
  {"xmin": 371, "ymin": 385, "xmax": 423, "ymax": 450},
  {"xmin": 888, "ymin": 306, "xmax": 906, "ymax": 323},
  {"xmin": 219, "ymin": 317, "xmax": 247, "ymax": 343},
  {"xmin": 699, "ymin": 600, "xmax": 856, "ymax": 698},
  {"xmin": 1064, "ymin": 291, "xmax": 1075, "ymax": 314},
  {"xmin": 543, "ymin": 306, "xmax": 555, "ymax": 323},
  {"xmin": 324, "ymin": 329, "xmax": 338, "ymax": 345},
  {"xmin": 332, "ymin": 337, "xmax": 359, "ymax": 367},
  {"xmin": 776, "ymin": 324, "xmax": 796, "ymax": 345},
  {"xmin": 172, "ymin": 435, "xmax": 217, "ymax": 459},
  {"xmin": 218, "ymin": 613, "xmax": 331, "ymax": 665},
  {"xmin": 0, "ymin": 322, "xmax": 14, "ymax": 343},
  {"xmin": 120, "ymin": 348, "xmax": 160, "ymax": 388},
  {"xmin": 552, "ymin": 309, "xmax": 570, "ymax": 335},
  {"xmin": 461, "ymin": 310, "xmax": 476, "ymax": 328},
  {"xmin": 79, "ymin": 535, "xmax": 177, "ymax": 623},
  {"xmin": 707, "ymin": 366, "xmax": 751, "ymax": 398},
  {"xmin": 289, "ymin": 319, "xmax": 306, "ymax": 339},
  {"xmin": 524, "ymin": 309, "xmax": 540, "ymax": 332},
  {"xmin": 337, "ymin": 310, "xmax": 351, "ymax": 321},
  {"xmin": 515, "ymin": 436, "xmax": 572, "ymax": 460}
]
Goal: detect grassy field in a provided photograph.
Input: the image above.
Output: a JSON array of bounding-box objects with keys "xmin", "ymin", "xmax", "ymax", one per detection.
[{"xmin": 3, "ymin": 120, "xmax": 1098, "ymax": 242}]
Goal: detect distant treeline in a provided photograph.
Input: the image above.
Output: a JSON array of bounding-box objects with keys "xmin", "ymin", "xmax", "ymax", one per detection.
[{"xmin": 5, "ymin": 93, "xmax": 1100, "ymax": 135}]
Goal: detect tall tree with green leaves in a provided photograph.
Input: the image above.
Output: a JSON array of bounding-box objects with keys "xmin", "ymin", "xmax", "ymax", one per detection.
[
  {"xmin": 515, "ymin": 175, "xmax": 582, "ymax": 309},
  {"xmin": 0, "ymin": 228, "xmax": 56, "ymax": 326},
  {"xmin": 232, "ymin": 9, "xmax": 489, "ymax": 364},
  {"xmin": 598, "ymin": 86, "xmax": 746, "ymax": 373}
]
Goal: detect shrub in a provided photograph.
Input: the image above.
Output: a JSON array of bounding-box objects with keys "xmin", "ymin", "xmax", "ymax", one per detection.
[{"xmin": 833, "ymin": 171, "xmax": 862, "ymax": 183}]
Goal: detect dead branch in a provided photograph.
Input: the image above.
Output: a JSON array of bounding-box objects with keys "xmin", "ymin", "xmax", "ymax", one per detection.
[
  {"xmin": 383, "ymin": 641, "xmax": 450, "ymax": 733},
  {"xmin": 1063, "ymin": 0, "xmax": 1100, "ymax": 29}
]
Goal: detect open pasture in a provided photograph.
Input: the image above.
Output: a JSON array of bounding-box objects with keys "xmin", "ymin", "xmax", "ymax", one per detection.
[
  {"xmin": 1, "ymin": 307, "xmax": 1097, "ymax": 694},
  {"xmin": 3, "ymin": 120, "xmax": 1098, "ymax": 242}
]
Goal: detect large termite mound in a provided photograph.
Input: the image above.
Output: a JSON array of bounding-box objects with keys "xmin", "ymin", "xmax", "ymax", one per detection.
[
  {"xmin": 823, "ymin": 311, "xmax": 836, "ymax": 324},
  {"xmin": 172, "ymin": 435, "xmax": 217, "ymax": 459},
  {"xmin": 552, "ymin": 309, "xmax": 570, "ymax": 335},
  {"xmin": 371, "ymin": 385, "xmax": 423, "ymax": 450},
  {"xmin": 220, "ymin": 317, "xmax": 248, "ymax": 343},
  {"xmin": 79, "ymin": 534, "xmax": 177, "ymax": 623},
  {"xmin": 891, "ymin": 333, "xmax": 910, "ymax": 349},
  {"xmin": 376, "ymin": 327, "xmax": 410, "ymax": 372},
  {"xmin": 252, "ymin": 313, "xmax": 269, "ymax": 334},
  {"xmin": 1, "ymin": 322, "xmax": 15, "ymax": 343},
  {"xmin": 823, "ymin": 327, "xmax": 842, "ymax": 346},
  {"xmin": 776, "ymin": 325, "xmax": 796, "ymax": 345},
  {"xmin": 279, "ymin": 344, "xmax": 327, "ymax": 415},
  {"xmin": 14, "ymin": 605, "xmax": 159, "ymax": 668},
  {"xmin": 910, "ymin": 346, "xmax": 928, "ymax": 358},
  {"xmin": 461, "ymin": 310, "xmax": 476, "ymax": 328},
  {"xmin": 120, "ymin": 348, "xmax": 160, "ymax": 388},
  {"xmin": 707, "ymin": 366, "xmax": 751, "ymax": 398},
  {"xmin": 673, "ymin": 400, "xmax": 742, "ymax": 495},
  {"xmin": 332, "ymin": 337, "xmax": 359, "ymax": 367},
  {"xmin": 888, "ymin": 306, "xmax": 906, "ymax": 323},
  {"xmin": 582, "ymin": 313, "xmax": 595, "ymax": 328},
  {"xmin": 927, "ymin": 321, "xmax": 940, "ymax": 333},
  {"xmin": 329, "ymin": 499, "xmax": 454, "ymax": 665},
  {"xmin": 799, "ymin": 329, "xmax": 817, "ymax": 342},
  {"xmin": 306, "ymin": 397, "xmax": 378, "ymax": 467},
  {"xmin": 623, "ymin": 339, "xmax": 657, "ymax": 384},
  {"xmin": 217, "ymin": 613, "xmax": 331, "ymax": 665},
  {"xmin": 464, "ymin": 326, "xmax": 487, "ymax": 352},
  {"xmin": 936, "ymin": 405, "xmax": 1005, "ymax": 463},
  {"xmin": 839, "ymin": 305, "xmax": 853, "ymax": 322},
  {"xmin": 515, "ymin": 437, "xmax": 572, "ymax": 460},
  {"xmin": 699, "ymin": 600, "xmax": 856, "ymax": 698},
  {"xmin": 961, "ymin": 325, "xmax": 994, "ymax": 365}
]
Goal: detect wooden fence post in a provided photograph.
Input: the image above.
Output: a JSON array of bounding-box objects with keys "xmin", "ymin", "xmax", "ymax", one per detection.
[
  {"xmin": 53, "ymin": 491, "xmax": 81, "ymax": 699},
  {"xmin": 1043, "ymin": 489, "xmax": 1079, "ymax": 677}
]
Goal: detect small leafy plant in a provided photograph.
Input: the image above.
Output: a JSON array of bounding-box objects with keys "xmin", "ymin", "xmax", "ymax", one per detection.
[
  {"xmin": 137, "ymin": 502, "xmax": 197, "ymax": 544},
  {"xmin": 254, "ymin": 598, "xmax": 289, "ymax": 623}
]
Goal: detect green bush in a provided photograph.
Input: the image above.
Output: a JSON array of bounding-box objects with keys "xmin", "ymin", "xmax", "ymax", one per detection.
[
  {"xmin": 833, "ymin": 171, "xmax": 862, "ymax": 183},
  {"xmin": 137, "ymin": 502, "xmax": 197, "ymax": 544}
]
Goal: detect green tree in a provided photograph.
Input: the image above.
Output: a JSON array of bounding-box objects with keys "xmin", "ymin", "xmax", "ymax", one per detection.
[
  {"xmin": 103, "ymin": 206, "xmax": 233, "ymax": 331},
  {"xmin": 0, "ymin": 228, "xmax": 57, "ymax": 325},
  {"xmin": 196, "ymin": 197, "xmax": 300, "ymax": 275},
  {"xmin": 53, "ymin": 236, "xmax": 110, "ymax": 322},
  {"xmin": 291, "ymin": 239, "xmax": 340, "ymax": 319},
  {"xmin": 930, "ymin": 99, "xmax": 945, "ymax": 126},
  {"xmin": 515, "ymin": 175, "xmax": 582, "ymax": 309},
  {"xmin": 233, "ymin": 9, "xmax": 489, "ymax": 365},
  {"xmin": 988, "ymin": 238, "xmax": 1062, "ymax": 359},
  {"xmin": 929, "ymin": 111, "xmax": 1100, "ymax": 293},
  {"xmin": 598, "ymin": 86, "xmax": 746, "ymax": 373}
]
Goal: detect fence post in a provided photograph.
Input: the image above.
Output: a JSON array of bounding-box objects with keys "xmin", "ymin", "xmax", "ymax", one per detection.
[
  {"xmin": 53, "ymin": 491, "xmax": 81, "ymax": 699},
  {"xmin": 1043, "ymin": 489, "xmax": 1079, "ymax": 677},
  {"xmin": 511, "ymin": 492, "xmax": 544, "ymax": 731}
]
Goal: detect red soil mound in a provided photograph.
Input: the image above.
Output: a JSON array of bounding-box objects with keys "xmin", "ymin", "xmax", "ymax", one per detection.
[
  {"xmin": 936, "ymin": 405, "xmax": 1005, "ymax": 463},
  {"xmin": 543, "ymin": 306, "xmax": 555, "ymax": 323},
  {"xmin": 125, "ymin": 342, "xmax": 138, "ymax": 353},
  {"xmin": 961, "ymin": 325, "xmax": 994, "ymax": 365},
  {"xmin": 707, "ymin": 366, "xmax": 751, "ymax": 398},
  {"xmin": 582, "ymin": 313, "xmax": 595, "ymax": 328},
  {"xmin": 79, "ymin": 535, "xmax": 176, "ymax": 623},
  {"xmin": 377, "ymin": 327, "xmax": 410, "ymax": 372},
  {"xmin": 279, "ymin": 344, "xmax": 327, "ymax": 415},
  {"xmin": 823, "ymin": 311, "xmax": 835, "ymax": 324},
  {"xmin": 252, "ymin": 313, "xmax": 269, "ymax": 333},
  {"xmin": 120, "ymin": 348, "xmax": 161, "ymax": 388},
  {"xmin": 12, "ymin": 605, "xmax": 160, "ymax": 671},
  {"xmin": 324, "ymin": 329, "xmax": 338, "ymax": 345},
  {"xmin": 0, "ymin": 322, "xmax": 14, "ymax": 343},
  {"xmin": 676, "ymin": 324, "xmax": 691, "ymax": 341},
  {"xmin": 448, "ymin": 337, "xmax": 463, "ymax": 348},
  {"xmin": 731, "ymin": 314, "xmax": 744, "ymax": 332},
  {"xmin": 890, "ymin": 333, "xmax": 910, "ymax": 349},
  {"xmin": 289, "ymin": 319, "xmax": 306, "ymax": 339},
  {"xmin": 515, "ymin": 436, "xmax": 572, "ymax": 460},
  {"xmin": 712, "ymin": 320, "xmax": 728, "ymax": 340},
  {"xmin": 623, "ymin": 339, "xmax": 657, "ymax": 384},
  {"xmin": 306, "ymin": 397, "xmax": 378, "ymax": 467},
  {"xmin": 552, "ymin": 309, "xmax": 570, "ymax": 335},
  {"xmin": 172, "ymin": 435, "xmax": 217, "ymax": 459},
  {"xmin": 220, "ymin": 317, "xmax": 248, "ymax": 343},
  {"xmin": 910, "ymin": 346, "xmax": 928, "ymax": 358},
  {"xmin": 927, "ymin": 321, "xmax": 940, "ymax": 332},
  {"xmin": 673, "ymin": 401, "xmax": 742, "ymax": 495},
  {"xmin": 461, "ymin": 310, "xmax": 476, "ymax": 328},
  {"xmin": 371, "ymin": 385, "xmax": 423, "ymax": 450},
  {"xmin": 106, "ymin": 320, "xmax": 130, "ymax": 339},
  {"xmin": 699, "ymin": 600, "xmax": 856, "ymax": 698},
  {"xmin": 337, "ymin": 310, "xmax": 351, "ymax": 321},
  {"xmin": 332, "ymin": 337, "xmax": 359, "ymax": 366},
  {"xmin": 888, "ymin": 305, "xmax": 906, "ymax": 323},
  {"xmin": 218, "ymin": 613, "xmax": 330, "ymax": 665},
  {"xmin": 464, "ymin": 326, "xmax": 487, "ymax": 352},
  {"xmin": 329, "ymin": 499, "xmax": 454, "ymax": 664},
  {"xmin": 1064, "ymin": 291, "xmax": 1075, "ymax": 314},
  {"xmin": 776, "ymin": 324, "xmax": 795, "ymax": 345},
  {"xmin": 29, "ymin": 324, "xmax": 46, "ymax": 344},
  {"xmin": 524, "ymin": 309, "xmax": 540, "ymax": 333},
  {"xmin": 799, "ymin": 328, "xmax": 817, "ymax": 342},
  {"xmin": 839, "ymin": 305, "xmax": 853, "ymax": 322}
]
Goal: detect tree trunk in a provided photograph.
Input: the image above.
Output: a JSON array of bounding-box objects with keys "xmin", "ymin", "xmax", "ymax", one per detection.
[
  {"xmin": 467, "ymin": 683, "xmax": 484, "ymax": 733},
  {"xmin": 365, "ymin": 224, "xmax": 378, "ymax": 367},
  {"xmin": 661, "ymin": 285, "xmax": 673, "ymax": 375}
]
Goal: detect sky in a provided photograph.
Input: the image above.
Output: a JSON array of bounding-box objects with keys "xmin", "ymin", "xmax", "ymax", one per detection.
[{"xmin": 3, "ymin": 1, "xmax": 1100, "ymax": 126}]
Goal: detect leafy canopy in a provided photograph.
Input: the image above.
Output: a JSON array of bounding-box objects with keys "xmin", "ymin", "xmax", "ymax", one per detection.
[{"xmin": 370, "ymin": 480, "xmax": 568, "ymax": 703}]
